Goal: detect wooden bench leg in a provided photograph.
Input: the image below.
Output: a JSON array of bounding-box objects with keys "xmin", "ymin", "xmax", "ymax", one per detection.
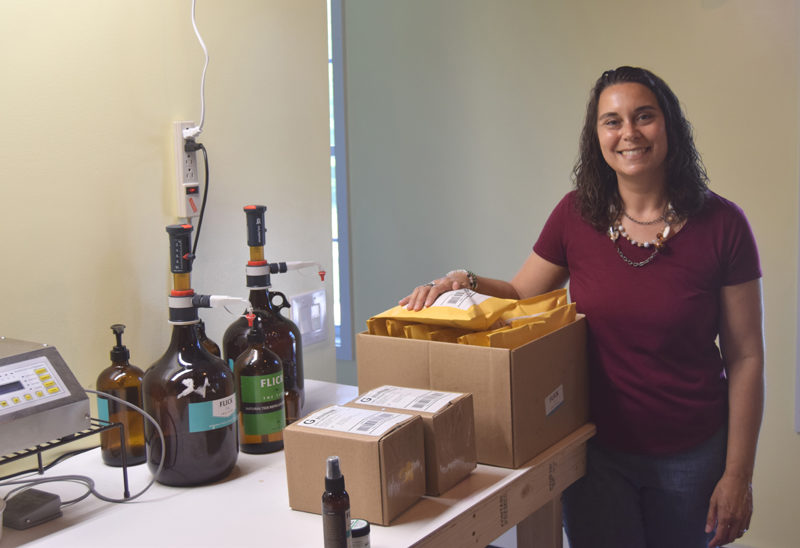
[{"xmin": 515, "ymin": 498, "xmax": 563, "ymax": 548}]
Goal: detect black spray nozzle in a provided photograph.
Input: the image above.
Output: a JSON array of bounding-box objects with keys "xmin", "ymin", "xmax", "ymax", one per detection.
[
  {"xmin": 166, "ymin": 224, "xmax": 194, "ymax": 274},
  {"xmin": 243, "ymin": 205, "xmax": 267, "ymax": 248},
  {"xmin": 110, "ymin": 323, "xmax": 130, "ymax": 362},
  {"xmin": 325, "ymin": 455, "xmax": 345, "ymax": 492}
]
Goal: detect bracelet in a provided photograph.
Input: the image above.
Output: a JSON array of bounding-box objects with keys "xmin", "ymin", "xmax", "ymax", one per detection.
[
  {"xmin": 447, "ymin": 269, "xmax": 479, "ymax": 291},
  {"xmin": 466, "ymin": 270, "xmax": 479, "ymax": 291}
]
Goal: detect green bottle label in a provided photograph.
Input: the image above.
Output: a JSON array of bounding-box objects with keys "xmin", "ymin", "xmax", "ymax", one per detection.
[
  {"xmin": 240, "ymin": 373, "xmax": 285, "ymax": 435},
  {"xmin": 188, "ymin": 395, "xmax": 237, "ymax": 433}
]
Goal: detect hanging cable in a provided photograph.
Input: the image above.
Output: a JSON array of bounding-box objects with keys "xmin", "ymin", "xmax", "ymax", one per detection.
[
  {"xmin": 185, "ymin": 140, "xmax": 209, "ymax": 257},
  {"xmin": 183, "ymin": 0, "xmax": 209, "ymax": 140}
]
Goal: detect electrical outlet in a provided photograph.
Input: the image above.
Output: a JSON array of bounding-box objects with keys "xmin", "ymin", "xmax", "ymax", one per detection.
[{"xmin": 173, "ymin": 121, "xmax": 201, "ymax": 218}]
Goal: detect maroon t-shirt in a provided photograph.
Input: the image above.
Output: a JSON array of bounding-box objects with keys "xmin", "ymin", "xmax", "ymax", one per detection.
[{"xmin": 534, "ymin": 190, "xmax": 761, "ymax": 454}]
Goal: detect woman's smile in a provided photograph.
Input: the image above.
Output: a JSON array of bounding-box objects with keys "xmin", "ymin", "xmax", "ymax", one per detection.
[{"xmin": 596, "ymin": 82, "xmax": 668, "ymax": 185}]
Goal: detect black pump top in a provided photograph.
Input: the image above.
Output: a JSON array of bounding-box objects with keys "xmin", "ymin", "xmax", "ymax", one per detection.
[
  {"xmin": 110, "ymin": 324, "xmax": 130, "ymax": 362},
  {"xmin": 246, "ymin": 314, "xmax": 266, "ymax": 344}
]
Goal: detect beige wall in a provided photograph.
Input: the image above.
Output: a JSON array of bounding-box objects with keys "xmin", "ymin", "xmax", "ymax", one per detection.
[
  {"xmin": 0, "ymin": 0, "xmax": 337, "ymax": 396},
  {"xmin": 341, "ymin": 1, "xmax": 798, "ymax": 546}
]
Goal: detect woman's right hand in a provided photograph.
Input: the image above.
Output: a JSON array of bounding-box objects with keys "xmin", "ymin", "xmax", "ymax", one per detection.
[
  {"xmin": 399, "ymin": 271, "xmax": 472, "ymax": 311},
  {"xmin": 398, "ymin": 253, "xmax": 567, "ymax": 311}
]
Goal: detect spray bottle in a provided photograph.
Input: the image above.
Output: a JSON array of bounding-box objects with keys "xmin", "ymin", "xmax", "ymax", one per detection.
[{"xmin": 322, "ymin": 455, "xmax": 352, "ymax": 548}]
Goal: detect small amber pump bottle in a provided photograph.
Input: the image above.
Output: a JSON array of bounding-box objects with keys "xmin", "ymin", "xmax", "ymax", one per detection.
[
  {"xmin": 322, "ymin": 455, "xmax": 352, "ymax": 548},
  {"xmin": 96, "ymin": 324, "xmax": 146, "ymax": 466}
]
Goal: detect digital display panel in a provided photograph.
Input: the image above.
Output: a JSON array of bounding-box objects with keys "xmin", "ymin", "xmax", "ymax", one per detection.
[{"xmin": 0, "ymin": 380, "xmax": 24, "ymax": 396}]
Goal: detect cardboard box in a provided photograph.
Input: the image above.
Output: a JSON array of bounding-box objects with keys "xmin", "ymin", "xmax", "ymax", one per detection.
[
  {"xmin": 357, "ymin": 314, "xmax": 589, "ymax": 468},
  {"xmin": 283, "ymin": 405, "xmax": 425, "ymax": 525},
  {"xmin": 345, "ymin": 386, "xmax": 477, "ymax": 496}
]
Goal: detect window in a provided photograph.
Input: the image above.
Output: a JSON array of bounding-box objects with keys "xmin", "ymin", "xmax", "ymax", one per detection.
[{"xmin": 328, "ymin": 0, "xmax": 352, "ymax": 361}]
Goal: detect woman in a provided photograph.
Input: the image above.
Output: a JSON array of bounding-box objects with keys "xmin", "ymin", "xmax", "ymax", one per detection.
[{"xmin": 400, "ymin": 67, "xmax": 764, "ymax": 548}]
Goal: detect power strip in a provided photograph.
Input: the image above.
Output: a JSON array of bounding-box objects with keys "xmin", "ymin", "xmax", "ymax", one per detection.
[{"xmin": 173, "ymin": 121, "xmax": 201, "ymax": 218}]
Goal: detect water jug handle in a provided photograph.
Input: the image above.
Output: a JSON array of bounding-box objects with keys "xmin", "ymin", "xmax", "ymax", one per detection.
[{"xmin": 268, "ymin": 290, "xmax": 291, "ymax": 311}]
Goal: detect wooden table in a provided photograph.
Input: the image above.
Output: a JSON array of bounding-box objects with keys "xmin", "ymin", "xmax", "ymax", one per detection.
[{"xmin": 0, "ymin": 380, "xmax": 594, "ymax": 548}]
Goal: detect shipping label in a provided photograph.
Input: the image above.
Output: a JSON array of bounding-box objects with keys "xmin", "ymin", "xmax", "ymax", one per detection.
[
  {"xmin": 431, "ymin": 288, "xmax": 488, "ymax": 309},
  {"xmin": 356, "ymin": 385, "xmax": 459, "ymax": 413},
  {"xmin": 299, "ymin": 405, "xmax": 410, "ymax": 437}
]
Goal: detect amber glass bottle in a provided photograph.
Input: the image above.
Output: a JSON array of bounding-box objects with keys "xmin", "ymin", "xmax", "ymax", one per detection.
[
  {"xmin": 96, "ymin": 324, "xmax": 146, "ymax": 467},
  {"xmin": 196, "ymin": 319, "xmax": 221, "ymax": 357},
  {"xmin": 222, "ymin": 205, "xmax": 304, "ymax": 424},
  {"xmin": 224, "ymin": 290, "xmax": 304, "ymax": 423},
  {"xmin": 322, "ymin": 455, "xmax": 352, "ymax": 548},
  {"xmin": 234, "ymin": 314, "xmax": 285, "ymax": 453},
  {"xmin": 142, "ymin": 224, "xmax": 238, "ymax": 486}
]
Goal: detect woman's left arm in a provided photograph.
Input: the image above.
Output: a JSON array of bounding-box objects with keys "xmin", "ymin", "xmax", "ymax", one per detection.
[{"xmin": 706, "ymin": 278, "xmax": 765, "ymax": 547}]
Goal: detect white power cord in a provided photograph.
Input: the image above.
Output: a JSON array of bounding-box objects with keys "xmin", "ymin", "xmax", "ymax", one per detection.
[{"xmin": 183, "ymin": 0, "xmax": 209, "ymax": 140}]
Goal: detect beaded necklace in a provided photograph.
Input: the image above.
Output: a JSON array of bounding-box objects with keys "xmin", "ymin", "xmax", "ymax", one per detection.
[{"xmin": 608, "ymin": 204, "xmax": 676, "ymax": 267}]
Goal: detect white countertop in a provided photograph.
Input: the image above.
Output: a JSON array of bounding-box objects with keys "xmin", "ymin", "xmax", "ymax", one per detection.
[{"xmin": 0, "ymin": 379, "xmax": 593, "ymax": 548}]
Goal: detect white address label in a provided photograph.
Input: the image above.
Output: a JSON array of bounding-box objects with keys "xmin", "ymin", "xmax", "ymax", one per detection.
[
  {"xmin": 431, "ymin": 288, "xmax": 489, "ymax": 310},
  {"xmin": 298, "ymin": 405, "xmax": 411, "ymax": 437},
  {"xmin": 356, "ymin": 385, "xmax": 460, "ymax": 414}
]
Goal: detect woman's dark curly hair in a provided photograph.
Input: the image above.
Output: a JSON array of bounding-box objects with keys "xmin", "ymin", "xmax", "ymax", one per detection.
[{"xmin": 573, "ymin": 66, "xmax": 709, "ymax": 230}]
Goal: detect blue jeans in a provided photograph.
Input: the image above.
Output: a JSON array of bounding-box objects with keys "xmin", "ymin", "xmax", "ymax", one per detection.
[{"xmin": 562, "ymin": 427, "xmax": 727, "ymax": 548}]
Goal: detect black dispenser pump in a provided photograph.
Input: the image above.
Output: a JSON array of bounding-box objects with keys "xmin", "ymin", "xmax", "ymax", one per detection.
[
  {"xmin": 110, "ymin": 324, "xmax": 130, "ymax": 362},
  {"xmin": 98, "ymin": 323, "xmax": 146, "ymax": 467}
]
